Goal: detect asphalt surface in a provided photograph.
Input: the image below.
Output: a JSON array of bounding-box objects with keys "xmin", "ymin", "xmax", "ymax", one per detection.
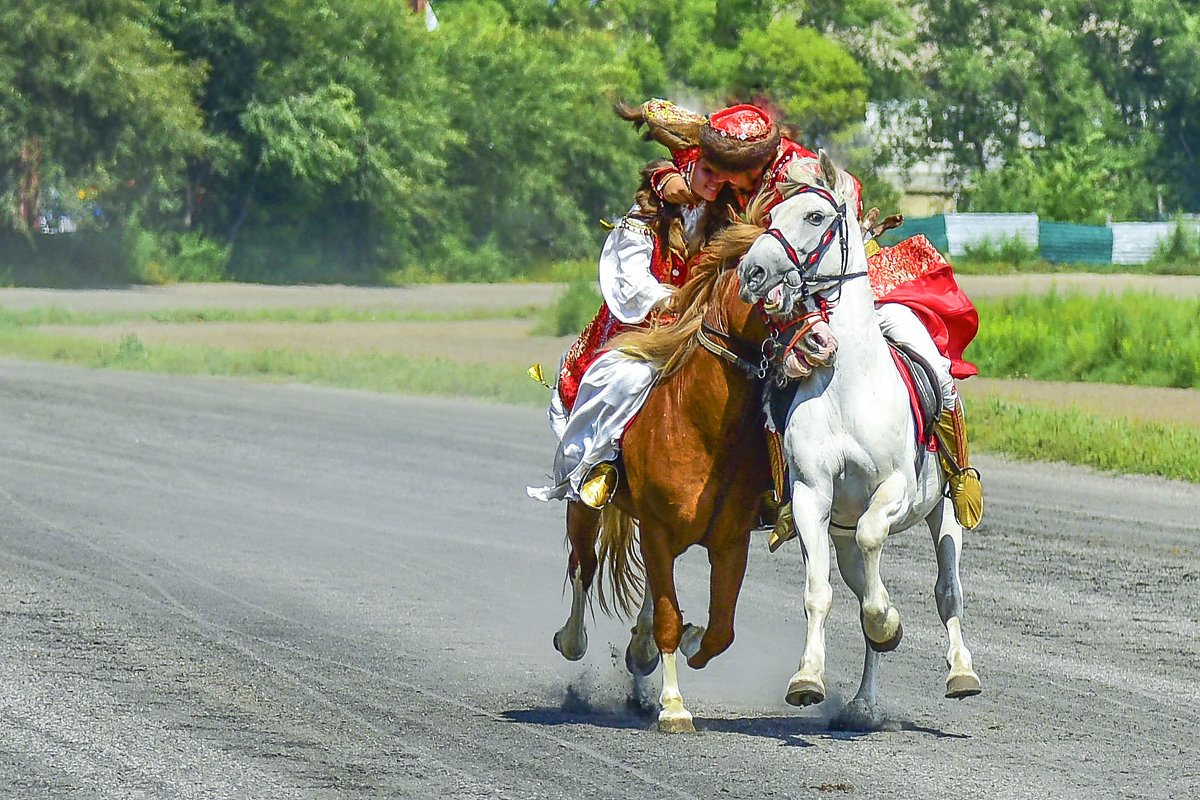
[{"xmin": 0, "ymin": 359, "xmax": 1196, "ymax": 799}]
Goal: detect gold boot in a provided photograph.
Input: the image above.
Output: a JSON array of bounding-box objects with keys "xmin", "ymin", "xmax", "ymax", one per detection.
[
  {"xmin": 579, "ymin": 462, "xmax": 619, "ymax": 509},
  {"xmin": 935, "ymin": 400, "xmax": 983, "ymax": 529},
  {"xmin": 768, "ymin": 501, "xmax": 796, "ymax": 552}
]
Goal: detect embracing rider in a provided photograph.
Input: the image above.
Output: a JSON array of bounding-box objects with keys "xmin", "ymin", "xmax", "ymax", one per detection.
[{"xmin": 529, "ymin": 98, "xmax": 983, "ymax": 539}]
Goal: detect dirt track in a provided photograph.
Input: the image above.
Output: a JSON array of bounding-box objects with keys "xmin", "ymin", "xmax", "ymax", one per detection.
[{"xmin": 0, "ymin": 361, "xmax": 1195, "ymax": 799}]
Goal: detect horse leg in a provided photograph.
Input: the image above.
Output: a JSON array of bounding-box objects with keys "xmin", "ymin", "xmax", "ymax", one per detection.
[
  {"xmin": 785, "ymin": 482, "xmax": 833, "ymax": 707},
  {"xmin": 625, "ymin": 590, "xmax": 660, "ymax": 676},
  {"xmin": 643, "ymin": 529, "xmax": 695, "ymax": 733},
  {"xmin": 830, "ymin": 532, "xmax": 885, "ymax": 730},
  {"xmin": 928, "ymin": 500, "xmax": 982, "ymax": 699},
  {"xmin": 685, "ymin": 541, "xmax": 748, "ymax": 670},
  {"xmin": 857, "ymin": 474, "xmax": 905, "ymax": 652},
  {"xmin": 553, "ymin": 501, "xmax": 601, "ymax": 661}
]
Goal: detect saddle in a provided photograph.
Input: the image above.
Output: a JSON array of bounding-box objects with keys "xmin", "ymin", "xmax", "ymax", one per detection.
[{"xmin": 886, "ymin": 337, "xmax": 943, "ymax": 456}]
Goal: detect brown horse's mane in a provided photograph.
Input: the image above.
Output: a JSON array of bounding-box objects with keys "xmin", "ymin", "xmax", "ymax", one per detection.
[{"xmin": 609, "ymin": 190, "xmax": 774, "ymax": 378}]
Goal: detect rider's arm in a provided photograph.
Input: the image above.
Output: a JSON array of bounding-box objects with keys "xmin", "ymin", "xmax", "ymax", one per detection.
[{"xmin": 598, "ymin": 211, "xmax": 671, "ymax": 325}]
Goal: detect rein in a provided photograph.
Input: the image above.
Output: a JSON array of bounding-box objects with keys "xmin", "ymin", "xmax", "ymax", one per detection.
[
  {"xmin": 692, "ymin": 289, "xmax": 769, "ymax": 545},
  {"xmin": 697, "ymin": 321, "xmax": 761, "ymax": 378}
]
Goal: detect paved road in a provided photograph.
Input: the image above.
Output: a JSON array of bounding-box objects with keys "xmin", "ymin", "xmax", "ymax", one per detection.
[{"xmin": 0, "ymin": 360, "xmax": 1195, "ymax": 799}]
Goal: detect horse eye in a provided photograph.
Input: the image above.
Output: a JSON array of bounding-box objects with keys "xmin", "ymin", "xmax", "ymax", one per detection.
[{"xmin": 805, "ymin": 211, "xmax": 825, "ymax": 225}]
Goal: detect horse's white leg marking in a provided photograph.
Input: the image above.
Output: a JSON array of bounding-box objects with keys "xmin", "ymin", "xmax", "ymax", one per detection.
[
  {"xmin": 928, "ymin": 500, "xmax": 982, "ymax": 698},
  {"xmin": 831, "ymin": 533, "xmax": 882, "ymax": 716},
  {"xmin": 625, "ymin": 591, "xmax": 660, "ymax": 676},
  {"xmin": 553, "ymin": 570, "xmax": 588, "ymax": 661},
  {"xmin": 657, "ymin": 651, "xmax": 696, "ymax": 733},
  {"xmin": 857, "ymin": 474, "xmax": 905, "ymax": 649},
  {"xmin": 785, "ymin": 481, "xmax": 832, "ymax": 706}
]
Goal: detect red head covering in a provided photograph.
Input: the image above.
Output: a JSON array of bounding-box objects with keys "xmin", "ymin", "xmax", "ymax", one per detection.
[{"xmin": 700, "ymin": 104, "xmax": 781, "ymax": 172}]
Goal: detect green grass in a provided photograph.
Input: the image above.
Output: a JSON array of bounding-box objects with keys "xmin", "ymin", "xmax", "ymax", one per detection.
[
  {"xmin": 972, "ymin": 396, "xmax": 1200, "ymax": 482},
  {"xmin": 4, "ymin": 290, "xmax": 1200, "ymax": 482},
  {"xmin": 970, "ymin": 290, "xmax": 1200, "ymax": 388},
  {"xmin": 0, "ymin": 329, "xmax": 549, "ymax": 406},
  {"xmin": 0, "ymin": 304, "xmax": 542, "ymax": 328}
]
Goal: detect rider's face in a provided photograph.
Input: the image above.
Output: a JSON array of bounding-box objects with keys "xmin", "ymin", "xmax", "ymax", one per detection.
[{"xmin": 689, "ymin": 158, "xmax": 762, "ymax": 202}]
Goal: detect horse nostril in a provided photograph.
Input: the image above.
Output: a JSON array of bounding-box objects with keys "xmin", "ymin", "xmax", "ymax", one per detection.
[{"xmin": 745, "ymin": 265, "xmax": 764, "ymax": 288}]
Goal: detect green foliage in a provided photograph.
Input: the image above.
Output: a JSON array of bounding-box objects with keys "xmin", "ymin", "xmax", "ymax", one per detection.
[
  {"xmin": 123, "ymin": 214, "xmax": 229, "ymax": 284},
  {"xmin": 728, "ymin": 22, "xmax": 869, "ymax": 143},
  {"xmin": 0, "ymin": 1, "xmax": 218, "ymax": 230},
  {"xmin": 961, "ymin": 235, "xmax": 1040, "ymax": 268},
  {"xmin": 970, "ymin": 291, "xmax": 1200, "ymax": 388},
  {"xmin": 3, "ymin": 1, "xmax": 1197, "ymax": 286},
  {"xmin": 535, "ymin": 280, "xmax": 602, "ymax": 337},
  {"xmin": 1148, "ymin": 217, "xmax": 1200, "ymax": 270},
  {"xmin": 919, "ymin": 0, "xmax": 1200, "ymax": 218},
  {"xmin": 961, "ymin": 135, "xmax": 1158, "ymax": 223}
]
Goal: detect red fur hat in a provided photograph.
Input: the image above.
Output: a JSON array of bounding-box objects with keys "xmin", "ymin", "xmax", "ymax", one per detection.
[{"xmin": 700, "ymin": 104, "xmax": 780, "ymax": 173}]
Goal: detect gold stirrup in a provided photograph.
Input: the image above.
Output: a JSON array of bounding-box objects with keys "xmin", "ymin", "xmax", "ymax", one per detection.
[
  {"xmin": 935, "ymin": 401, "xmax": 984, "ymax": 530},
  {"xmin": 579, "ymin": 462, "xmax": 618, "ymax": 509}
]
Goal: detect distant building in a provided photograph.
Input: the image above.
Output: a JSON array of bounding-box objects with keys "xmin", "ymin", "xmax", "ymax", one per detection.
[{"xmin": 866, "ymin": 102, "xmax": 957, "ymax": 217}]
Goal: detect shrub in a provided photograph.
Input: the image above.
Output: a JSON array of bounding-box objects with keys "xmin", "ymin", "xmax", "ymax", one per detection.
[
  {"xmin": 536, "ymin": 280, "xmax": 602, "ymax": 336},
  {"xmin": 961, "ymin": 235, "xmax": 1041, "ymax": 268},
  {"xmin": 1148, "ymin": 216, "xmax": 1200, "ymax": 270}
]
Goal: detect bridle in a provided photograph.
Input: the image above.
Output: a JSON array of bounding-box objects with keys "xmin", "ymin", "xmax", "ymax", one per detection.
[{"xmin": 762, "ymin": 184, "xmax": 867, "ymax": 304}]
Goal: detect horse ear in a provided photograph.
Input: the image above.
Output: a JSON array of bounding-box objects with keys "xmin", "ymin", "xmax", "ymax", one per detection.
[{"xmin": 818, "ymin": 149, "xmax": 838, "ymax": 190}]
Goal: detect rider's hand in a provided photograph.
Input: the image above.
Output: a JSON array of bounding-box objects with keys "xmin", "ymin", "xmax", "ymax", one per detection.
[{"xmin": 659, "ymin": 174, "xmax": 700, "ymax": 206}]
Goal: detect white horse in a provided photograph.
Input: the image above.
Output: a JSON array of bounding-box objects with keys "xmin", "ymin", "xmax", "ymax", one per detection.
[{"xmin": 736, "ymin": 152, "xmax": 981, "ymax": 726}]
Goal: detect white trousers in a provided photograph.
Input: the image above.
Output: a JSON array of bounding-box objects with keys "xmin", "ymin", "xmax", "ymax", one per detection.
[
  {"xmin": 526, "ymin": 350, "xmax": 657, "ymax": 503},
  {"xmin": 875, "ymin": 302, "xmax": 957, "ymax": 410}
]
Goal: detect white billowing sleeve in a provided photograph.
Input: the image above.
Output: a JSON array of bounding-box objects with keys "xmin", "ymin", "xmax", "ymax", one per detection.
[{"xmin": 597, "ymin": 214, "xmax": 670, "ymax": 324}]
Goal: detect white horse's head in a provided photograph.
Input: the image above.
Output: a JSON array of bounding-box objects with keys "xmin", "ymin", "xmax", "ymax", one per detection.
[{"xmin": 738, "ymin": 150, "xmax": 863, "ymax": 319}]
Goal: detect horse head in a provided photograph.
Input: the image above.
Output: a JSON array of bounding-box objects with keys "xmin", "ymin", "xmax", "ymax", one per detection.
[{"xmin": 737, "ymin": 151, "xmax": 862, "ymax": 374}]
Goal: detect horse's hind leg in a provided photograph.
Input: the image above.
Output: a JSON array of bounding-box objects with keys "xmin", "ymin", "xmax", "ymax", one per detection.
[
  {"xmin": 830, "ymin": 533, "xmax": 885, "ymax": 729},
  {"xmin": 928, "ymin": 501, "xmax": 981, "ymax": 698},
  {"xmin": 857, "ymin": 475, "xmax": 905, "ymax": 652},
  {"xmin": 625, "ymin": 590, "xmax": 660, "ymax": 676},
  {"xmin": 554, "ymin": 501, "xmax": 601, "ymax": 661}
]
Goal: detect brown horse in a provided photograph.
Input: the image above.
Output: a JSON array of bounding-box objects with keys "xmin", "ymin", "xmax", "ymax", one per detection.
[{"xmin": 550, "ymin": 202, "xmax": 830, "ymax": 732}]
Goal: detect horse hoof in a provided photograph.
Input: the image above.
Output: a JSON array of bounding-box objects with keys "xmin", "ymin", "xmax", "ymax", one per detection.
[
  {"xmin": 658, "ymin": 712, "xmax": 696, "ymax": 734},
  {"xmin": 624, "ymin": 643, "xmax": 660, "ymax": 677},
  {"xmin": 553, "ymin": 628, "xmax": 586, "ymax": 661},
  {"xmin": 831, "ymin": 699, "xmax": 882, "ymax": 732},
  {"xmin": 785, "ymin": 677, "xmax": 826, "ymax": 707},
  {"xmin": 946, "ymin": 671, "xmax": 982, "ymax": 699},
  {"xmin": 867, "ymin": 619, "xmax": 903, "ymax": 653},
  {"xmin": 679, "ymin": 623, "xmax": 706, "ymax": 660}
]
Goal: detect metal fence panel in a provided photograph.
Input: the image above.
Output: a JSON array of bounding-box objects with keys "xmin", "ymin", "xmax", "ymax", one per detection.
[{"xmin": 1038, "ymin": 221, "xmax": 1113, "ymax": 264}]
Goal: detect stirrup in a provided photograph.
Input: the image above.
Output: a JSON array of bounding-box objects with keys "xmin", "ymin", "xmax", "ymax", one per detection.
[
  {"xmin": 579, "ymin": 462, "xmax": 618, "ymax": 509},
  {"xmin": 944, "ymin": 466, "xmax": 983, "ymax": 530},
  {"xmin": 768, "ymin": 502, "xmax": 796, "ymax": 553}
]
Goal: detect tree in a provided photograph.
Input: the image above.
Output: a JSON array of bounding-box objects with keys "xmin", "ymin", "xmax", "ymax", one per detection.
[{"xmin": 0, "ymin": 0, "xmax": 214, "ymax": 233}]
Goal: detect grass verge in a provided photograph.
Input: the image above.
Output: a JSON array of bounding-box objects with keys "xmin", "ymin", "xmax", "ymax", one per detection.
[
  {"xmin": 972, "ymin": 396, "xmax": 1200, "ymax": 482},
  {"xmin": 0, "ymin": 330, "xmax": 548, "ymax": 406},
  {"xmin": 2, "ymin": 323, "xmax": 1198, "ymax": 483},
  {"xmin": 0, "ymin": 305, "xmax": 543, "ymax": 328}
]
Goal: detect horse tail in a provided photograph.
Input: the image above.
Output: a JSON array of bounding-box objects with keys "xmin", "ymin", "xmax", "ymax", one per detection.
[{"xmin": 595, "ymin": 504, "xmax": 643, "ymax": 618}]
